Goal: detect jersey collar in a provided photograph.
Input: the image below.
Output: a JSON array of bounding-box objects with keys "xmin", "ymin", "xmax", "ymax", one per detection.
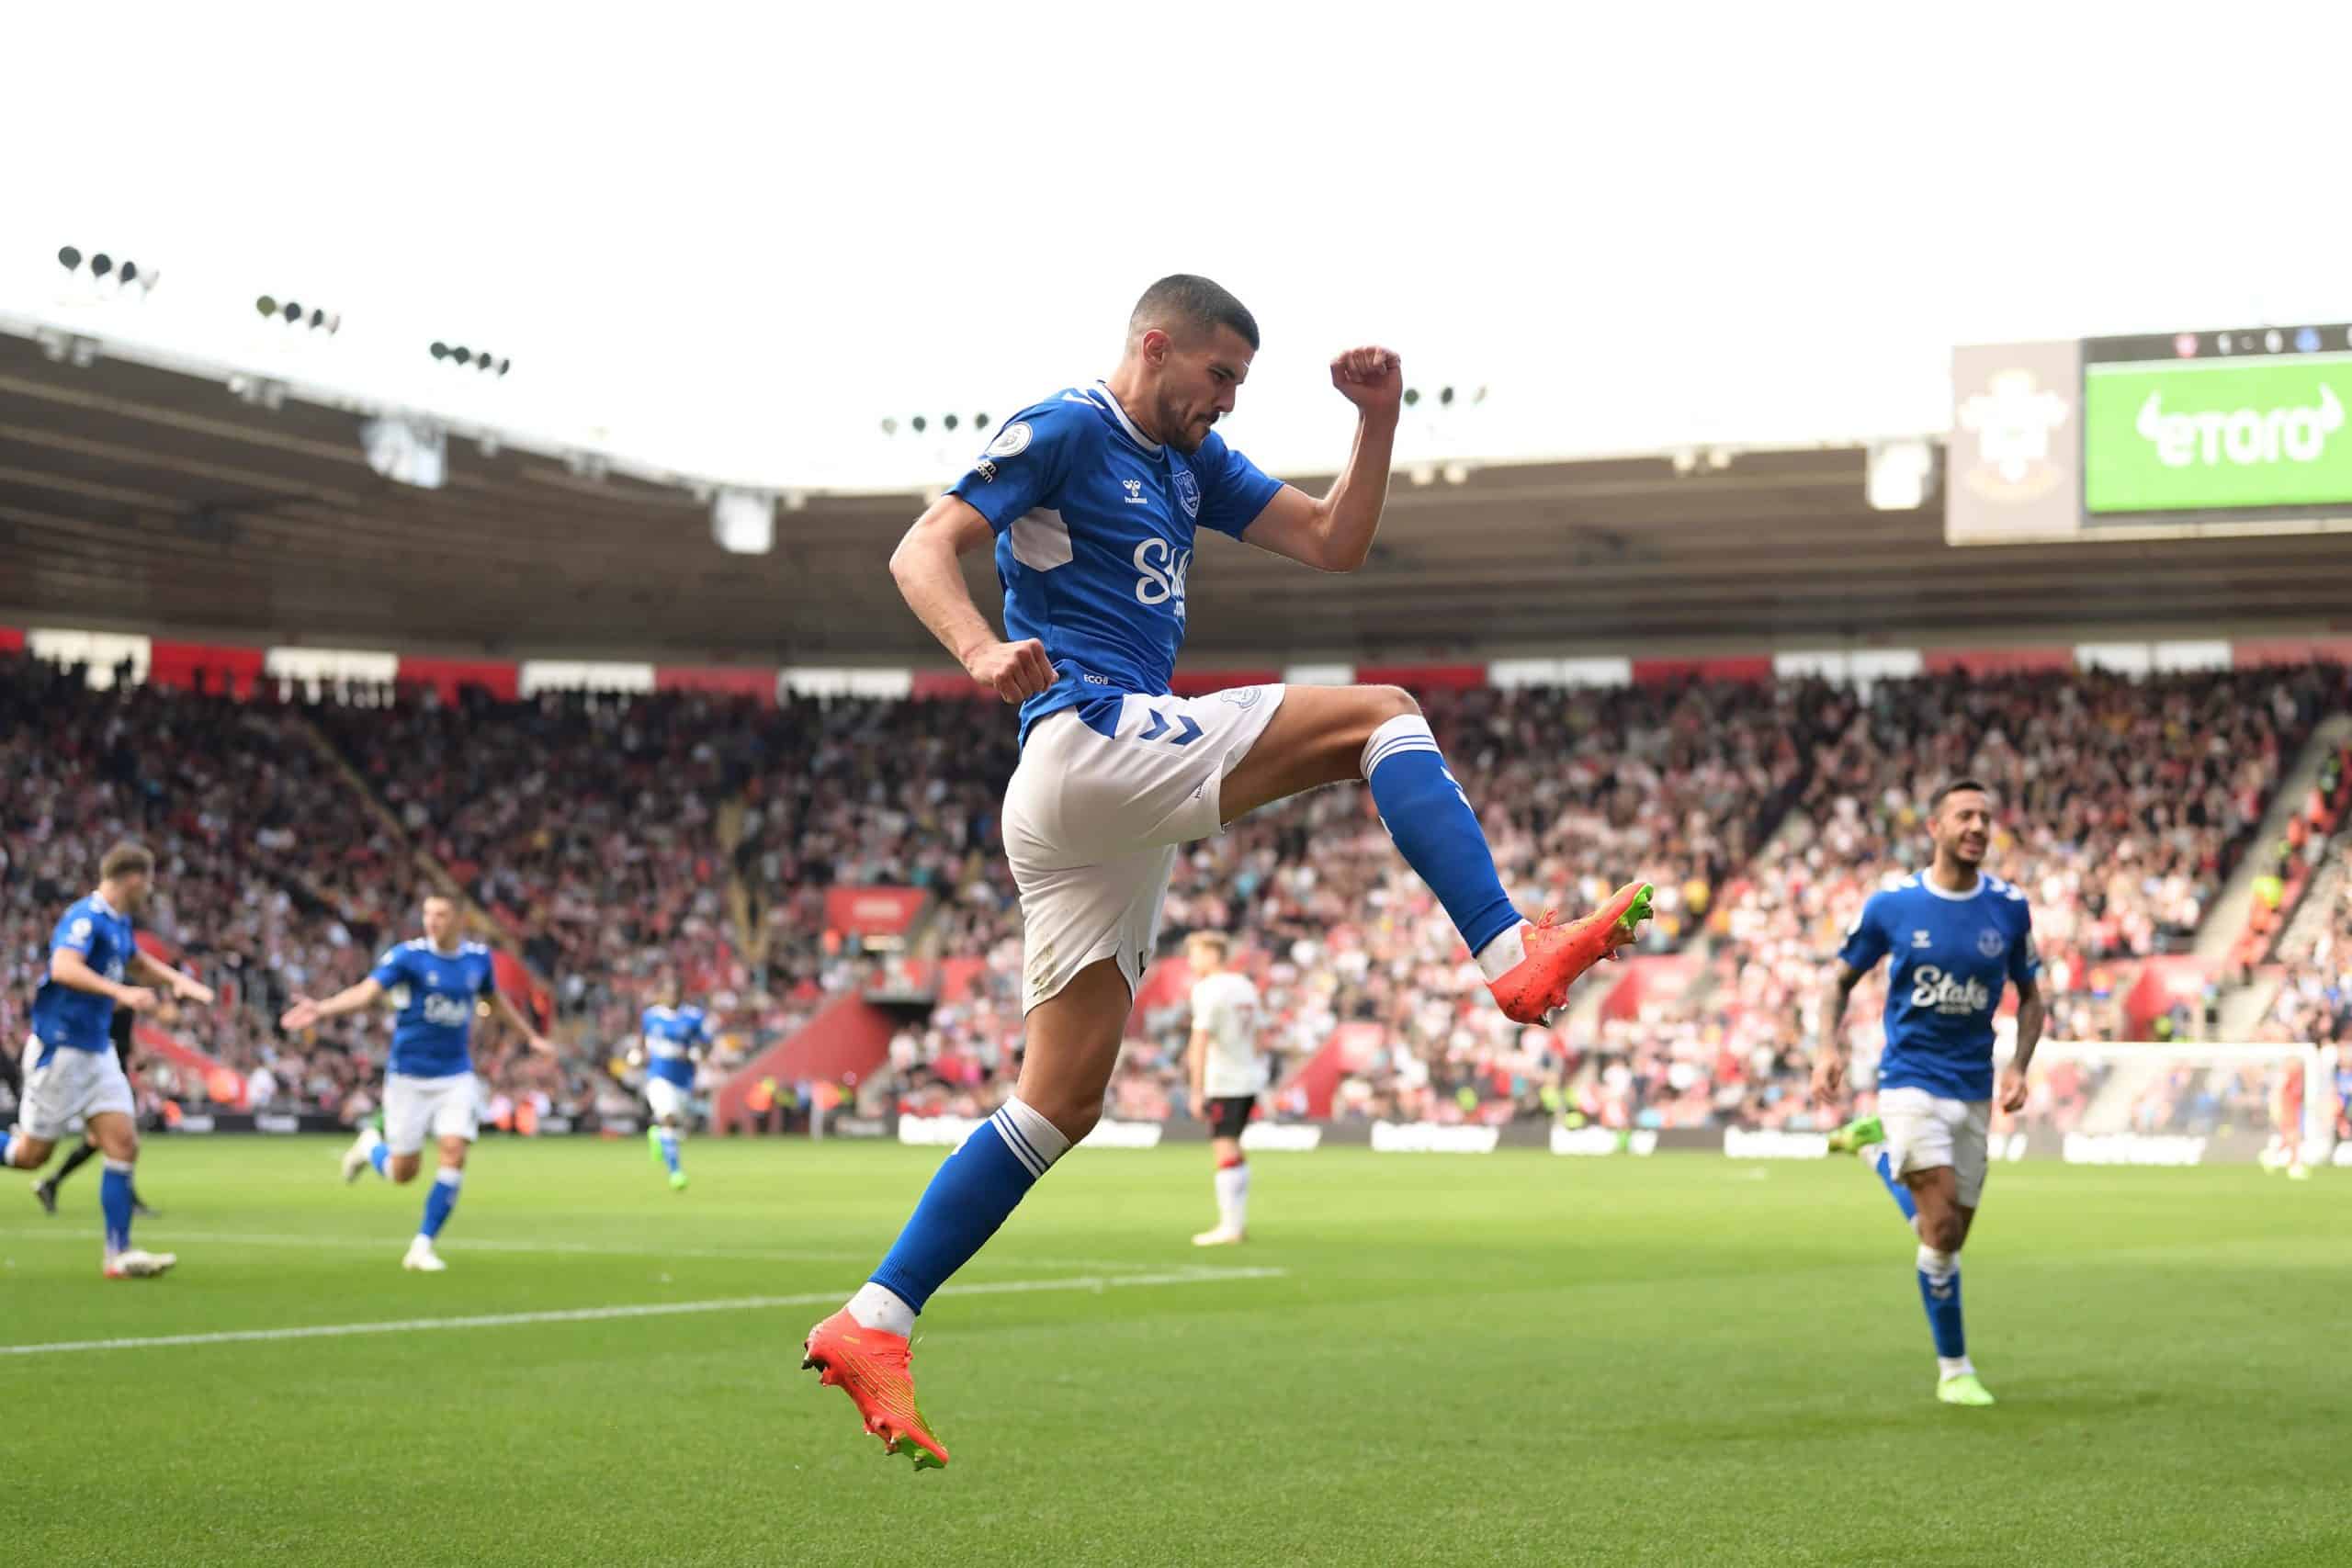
[
  {"xmin": 89, "ymin": 889, "xmax": 122, "ymax": 919},
  {"xmin": 1917, "ymin": 871, "xmax": 1985, "ymax": 902},
  {"xmin": 1091, "ymin": 380, "xmax": 1163, "ymax": 457}
]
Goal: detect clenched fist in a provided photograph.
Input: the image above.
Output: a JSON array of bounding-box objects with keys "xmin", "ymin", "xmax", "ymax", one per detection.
[{"xmin": 965, "ymin": 637, "xmax": 1056, "ymax": 705}]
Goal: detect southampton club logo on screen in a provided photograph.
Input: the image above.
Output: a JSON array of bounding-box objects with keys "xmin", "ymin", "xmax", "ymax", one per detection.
[{"xmin": 1957, "ymin": 367, "xmax": 2070, "ymax": 502}]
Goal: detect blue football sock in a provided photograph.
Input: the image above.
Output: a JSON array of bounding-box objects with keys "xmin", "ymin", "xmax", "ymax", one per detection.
[
  {"xmin": 420, "ymin": 1168, "xmax": 462, "ymax": 1240},
  {"xmin": 1361, "ymin": 715, "xmax": 1521, "ymax": 957},
  {"xmin": 100, "ymin": 1159, "xmax": 135, "ymax": 1255},
  {"xmin": 0, "ymin": 1130, "xmax": 13, "ymax": 1168},
  {"xmin": 1872, "ymin": 1148, "xmax": 1919, "ymax": 1226},
  {"xmin": 1916, "ymin": 1246, "xmax": 1966, "ymax": 1360},
  {"xmin": 369, "ymin": 1139, "xmax": 390, "ymax": 1178},
  {"xmin": 866, "ymin": 1099, "xmax": 1069, "ymax": 1316},
  {"xmin": 659, "ymin": 1130, "xmax": 682, "ymax": 1175}
]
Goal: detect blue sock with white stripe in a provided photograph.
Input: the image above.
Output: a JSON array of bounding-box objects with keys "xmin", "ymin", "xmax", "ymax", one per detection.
[
  {"xmin": 100, "ymin": 1159, "xmax": 135, "ymax": 1256},
  {"xmin": 1360, "ymin": 715, "xmax": 1521, "ymax": 964},
  {"xmin": 1870, "ymin": 1146, "xmax": 1919, "ymax": 1226},
  {"xmin": 858, "ymin": 1098, "xmax": 1070, "ymax": 1332},
  {"xmin": 1916, "ymin": 1246, "xmax": 1967, "ymax": 1366},
  {"xmin": 420, "ymin": 1168, "xmax": 462, "ymax": 1240},
  {"xmin": 659, "ymin": 1129, "xmax": 682, "ymax": 1175},
  {"xmin": 368, "ymin": 1134, "xmax": 390, "ymax": 1179}
]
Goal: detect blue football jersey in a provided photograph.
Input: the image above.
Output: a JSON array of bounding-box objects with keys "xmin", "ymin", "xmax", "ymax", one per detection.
[
  {"xmin": 640, "ymin": 1004, "xmax": 709, "ymax": 1088},
  {"xmin": 1838, "ymin": 873, "xmax": 2041, "ymax": 1101},
  {"xmin": 29, "ymin": 893, "xmax": 138, "ymax": 1062},
  {"xmin": 370, "ymin": 940, "xmax": 498, "ymax": 1078},
  {"xmin": 946, "ymin": 381, "xmax": 1283, "ymax": 743}
]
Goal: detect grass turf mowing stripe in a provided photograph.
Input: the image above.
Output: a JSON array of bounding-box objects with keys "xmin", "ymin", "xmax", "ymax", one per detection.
[{"xmin": 0, "ymin": 1265, "xmax": 1290, "ymax": 1357}]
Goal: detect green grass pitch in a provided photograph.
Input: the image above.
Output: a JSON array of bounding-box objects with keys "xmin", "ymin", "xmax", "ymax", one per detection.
[{"xmin": 4, "ymin": 1138, "xmax": 2346, "ymax": 1566}]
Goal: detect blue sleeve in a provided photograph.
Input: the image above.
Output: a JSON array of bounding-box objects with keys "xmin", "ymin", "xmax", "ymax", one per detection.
[
  {"xmin": 477, "ymin": 955, "xmax": 499, "ymax": 997},
  {"xmin": 2008, "ymin": 904, "xmax": 2041, "ymax": 985},
  {"xmin": 945, "ymin": 400, "xmax": 1085, "ymax": 533},
  {"xmin": 694, "ymin": 1010, "xmax": 714, "ymax": 1045},
  {"xmin": 370, "ymin": 948, "xmax": 406, "ymax": 988},
  {"xmin": 51, "ymin": 907, "xmax": 97, "ymax": 958},
  {"xmin": 1191, "ymin": 431, "xmax": 1283, "ymax": 540},
  {"xmin": 1836, "ymin": 895, "xmax": 1891, "ymax": 973}
]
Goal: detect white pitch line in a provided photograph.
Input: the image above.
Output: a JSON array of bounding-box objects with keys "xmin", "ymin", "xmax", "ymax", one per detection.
[
  {"xmin": 0, "ymin": 1228, "xmax": 1159, "ymax": 1275},
  {"xmin": 0, "ymin": 1265, "xmax": 1289, "ymax": 1358}
]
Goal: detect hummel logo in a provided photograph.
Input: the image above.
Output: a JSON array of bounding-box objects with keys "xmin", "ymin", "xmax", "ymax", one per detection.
[
  {"xmin": 1913, "ymin": 931, "xmax": 1932, "ymax": 949},
  {"xmin": 1122, "ymin": 479, "xmax": 1148, "ymax": 504}
]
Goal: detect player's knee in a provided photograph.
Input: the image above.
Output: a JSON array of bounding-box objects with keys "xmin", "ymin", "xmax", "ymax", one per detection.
[
  {"xmin": 1363, "ymin": 684, "xmax": 1420, "ymax": 724},
  {"xmin": 1339, "ymin": 685, "xmax": 1423, "ymax": 772},
  {"xmin": 1921, "ymin": 1216, "xmax": 1965, "ymax": 1254},
  {"xmin": 1029, "ymin": 1092, "xmax": 1102, "ymax": 1145}
]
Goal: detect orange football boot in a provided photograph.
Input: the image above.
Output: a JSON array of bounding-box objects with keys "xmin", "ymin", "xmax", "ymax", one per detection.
[
  {"xmin": 802, "ymin": 1308, "xmax": 949, "ymax": 1471},
  {"xmin": 1487, "ymin": 881, "xmax": 1654, "ymax": 1024}
]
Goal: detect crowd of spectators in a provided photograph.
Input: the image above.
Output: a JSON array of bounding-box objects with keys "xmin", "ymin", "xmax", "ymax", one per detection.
[
  {"xmin": 0, "ymin": 655, "xmax": 419, "ymax": 1118},
  {"xmin": 7, "ymin": 652, "xmax": 2347, "ymax": 1143},
  {"xmin": 1573, "ymin": 664, "xmax": 2345, "ymax": 1133}
]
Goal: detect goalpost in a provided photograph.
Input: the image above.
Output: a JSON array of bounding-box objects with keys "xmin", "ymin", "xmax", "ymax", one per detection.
[{"xmin": 1995, "ymin": 1038, "xmax": 2337, "ymax": 1166}]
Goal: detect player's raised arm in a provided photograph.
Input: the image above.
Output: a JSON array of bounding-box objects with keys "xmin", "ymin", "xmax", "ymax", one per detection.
[
  {"xmin": 130, "ymin": 948, "xmax": 214, "ymax": 1007},
  {"xmin": 888, "ymin": 495, "xmax": 1055, "ymax": 704},
  {"xmin": 1238, "ymin": 346, "xmax": 1404, "ymax": 573},
  {"xmin": 281, "ymin": 976, "xmax": 383, "ymax": 1032}
]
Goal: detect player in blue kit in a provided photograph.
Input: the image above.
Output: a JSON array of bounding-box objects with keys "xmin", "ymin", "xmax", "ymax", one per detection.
[
  {"xmin": 281, "ymin": 895, "xmax": 552, "ymax": 1271},
  {"xmin": 630, "ymin": 976, "xmax": 707, "ymax": 1190},
  {"xmin": 1811, "ymin": 780, "xmax": 2047, "ymax": 1407},
  {"xmin": 0, "ymin": 841, "xmax": 213, "ymax": 1278},
  {"xmin": 801, "ymin": 275, "xmax": 1653, "ymax": 1468}
]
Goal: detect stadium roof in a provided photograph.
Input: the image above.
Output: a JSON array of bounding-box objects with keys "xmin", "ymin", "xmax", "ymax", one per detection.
[{"xmin": 4, "ymin": 329, "xmax": 2348, "ymax": 665}]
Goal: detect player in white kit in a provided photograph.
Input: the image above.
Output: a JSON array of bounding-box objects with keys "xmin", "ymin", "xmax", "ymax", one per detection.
[{"xmin": 1184, "ymin": 931, "xmax": 1264, "ymax": 1246}]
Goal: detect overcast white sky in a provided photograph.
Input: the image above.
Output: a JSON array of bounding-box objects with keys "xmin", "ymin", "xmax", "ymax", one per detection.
[{"xmin": 6, "ymin": 3, "xmax": 2349, "ymax": 490}]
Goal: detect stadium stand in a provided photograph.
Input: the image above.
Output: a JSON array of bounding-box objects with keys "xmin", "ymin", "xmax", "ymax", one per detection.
[{"xmin": 5, "ymin": 633, "xmax": 2346, "ymax": 1141}]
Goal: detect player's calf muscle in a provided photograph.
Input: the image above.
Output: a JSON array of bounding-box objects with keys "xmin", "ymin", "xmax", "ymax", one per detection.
[{"xmin": 1014, "ymin": 958, "xmax": 1129, "ymax": 1140}]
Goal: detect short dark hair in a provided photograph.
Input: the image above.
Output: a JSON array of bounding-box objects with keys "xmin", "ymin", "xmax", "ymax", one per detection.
[
  {"xmin": 99, "ymin": 840, "xmax": 154, "ymax": 882},
  {"xmin": 1929, "ymin": 778, "xmax": 1991, "ymax": 814},
  {"xmin": 1131, "ymin": 274, "xmax": 1260, "ymax": 351}
]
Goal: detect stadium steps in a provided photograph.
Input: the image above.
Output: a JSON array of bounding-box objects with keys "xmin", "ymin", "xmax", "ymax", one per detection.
[
  {"xmin": 712, "ymin": 994, "xmax": 899, "ymax": 1132},
  {"xmin": 2078, "ymin": 1053, "xmax": 2177, "ymax": 1134},
  {"xmin": 2276, "ymin": 842, "xmax": 2346, "ymax": 955},
  {"xmin": 2195, "ymin": 713, "xmax": 2352, "ymax": 963},
  {"xmin": 2214, "ymin": 842, "xmax": 2348, "ymax": 1039},
  {"xmin": 713, "ymin": 795, "xmax": 763, "ymax": 965},
  {"xmin": 2218, "ymin": 970, "xmax": 2285, "ymax": 1041},
  {"xmin": 285, "ymin": 710, "xmax": 551, "ymax": 989}
]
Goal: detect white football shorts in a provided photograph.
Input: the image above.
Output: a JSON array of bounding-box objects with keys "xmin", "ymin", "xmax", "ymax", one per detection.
[
  {"xmin": 382, "ymin": 1071, "xmax": 481, "ymax": 1156},
  {"xmin": 1001, "ymin": 684, "xmax": 1286, "ymax": 1012},
  {"xmin": 645, "ymin": 1077, "xmax": 692, "ymax": 1123},
  {"xmin": 16, "ymin": 1037, "xmax": 135, "ymax": 1142},
  {"xmin": 1878, "ymin": 1086, "xmax": 1992, "ymax": 1209}
]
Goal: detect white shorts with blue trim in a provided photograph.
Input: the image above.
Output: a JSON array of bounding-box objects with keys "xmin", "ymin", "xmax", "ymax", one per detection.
[
  {"xmin": 383, "ymin": 1071, "xmax": 481, "ymax": 1156},
  {"xmin": 1001, "ymin": 684, "xmax": 1286, "ymax": 1012},
  {"xmin": 17, "ymin": 1036, "xmax": 134, "ymax": 1142},
  {"xmin": 1878, "ymin": 1086, "xmax": 1992, "ymax": 1208}
]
